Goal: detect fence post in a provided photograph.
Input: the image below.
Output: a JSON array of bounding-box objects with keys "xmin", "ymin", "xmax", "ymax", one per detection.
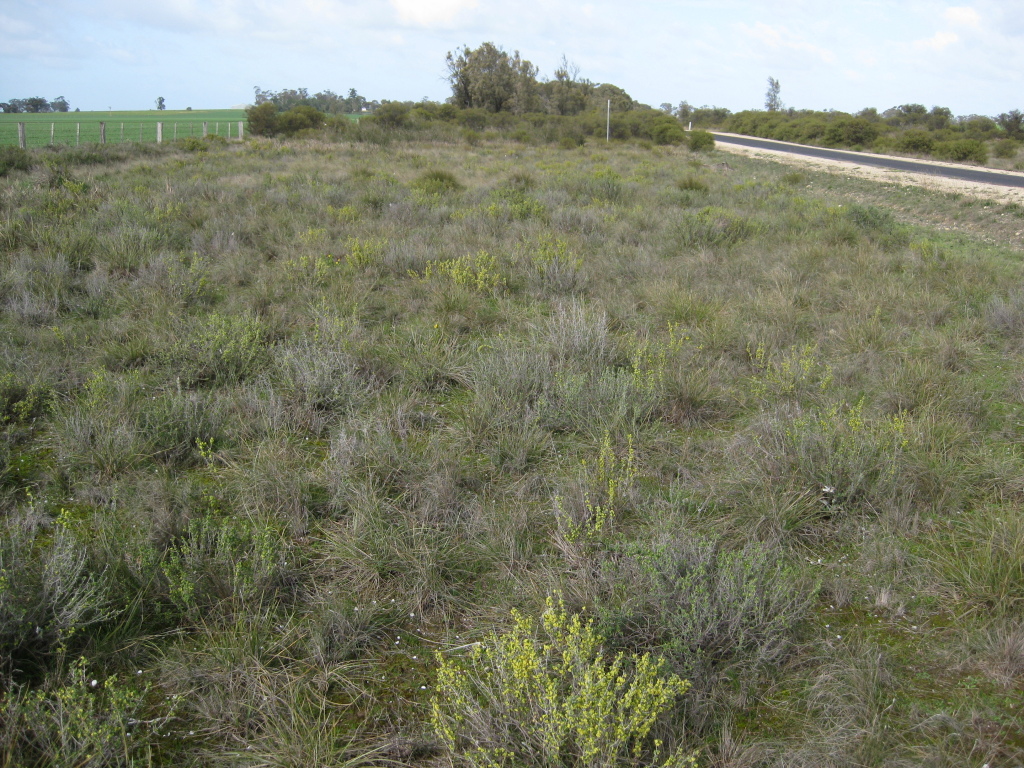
[
  {"xmin": 202, "ymin": 122, "xmax": 208, "ymax": 137},
  {"xmin": 174, "ymin": 123, "xmax": 177, "ymax": 140},
  {"xmin": 120, "ymin": 123, "xmax": 124, "ymax": 143},
  {"xmin": 50, "ymin": 123, "xmax": 55, "ymax": 145},
  {"xmin": 76, "ymin": 123, "xmax": 80, "ymax": 146},
  {"xmin": 238, "ymin": 121, "xmax": 244, "ymax": 140},
  {"xmin": 138, "ymin": 123, "xmax": 142, "ymax": 142},
  {"xmin": 157, "ymin": 122, "xmax": 163, "ymax": 144},
  {"xmin": 99, "ymin": 122, "xmax": 106, "ymax": 144},
  {"xmin": 18, "ymin": 123, "xmax": 26, "ymax": 149}
]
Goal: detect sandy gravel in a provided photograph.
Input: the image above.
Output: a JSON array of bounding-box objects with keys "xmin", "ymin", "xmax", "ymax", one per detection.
[{"xmin": 713, "ymin": 134, "xmax": 1024, "ymax": 207}]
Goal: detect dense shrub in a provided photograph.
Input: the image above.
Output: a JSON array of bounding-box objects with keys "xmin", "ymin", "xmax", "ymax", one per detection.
[
  {"xmin": 933, "ymin": 138, "xmax": 988, "ymax": 164},
  {"xmin": 822, "ymin": 117, "xmax": 879, "ymax": 147},
  {"xmin": 650, "ymin": 117, "xmax": 687, "ymax": 145},
  {"xmin": 688, "ymin": 130, "xmax": 715, "ymax": 152},
  {"xmin": 245, "ymin": 102, "xmax": 279, "ymax": 137},
  {"xmin": 0, "ymin": 146, "xmax": 32, "ymax": 177},
  {"xmin": 993, "ymin": 139, "xmax": 1020, "ymax": 159},
  {"xmin": 894, "ymin": 130, "xmax": 935, "ymax": 154},
  {"xmin": 370, "ymin": 102, "xmax": 410, "ymax": 129}
]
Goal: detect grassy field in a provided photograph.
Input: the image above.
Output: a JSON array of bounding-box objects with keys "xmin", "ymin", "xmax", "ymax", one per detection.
[
  {"xmin": 1, "ymin": 133, "xmax": 1023, "ymax": 766},
  {"xmin": 0, "ymin": 109, "xmax": 247, "ymax": 147}
]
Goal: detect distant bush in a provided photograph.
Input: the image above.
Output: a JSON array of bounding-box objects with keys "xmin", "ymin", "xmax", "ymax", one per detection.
[
  {"xmin": 894, "ymin": 130, "xmax": 935, "ymax": 155},
  {"xmin": 0, "ymin": 146, "xmax": 31, "ymax": 177},
  {"xmin": 412, "ymin": 169, "xmax": 463, "ymax": 195},
  {"xmin": 276, "ymin": 105, "xmax": 327, "ymax": 136},
  {"xmin": 245, "ymin": 102, "xmax": 278, "ymax": 137},
  {"xmin": 993, "ymin": 139, "xmax": 1020, "ymax": 159},
  {"xmin": 245, "ymin": 103, "xmax": 326, "ymax": 137},
  {"xmin": 178, "ymin": 136, "xmax": 208, "ymax": 153},
  {"xmin": 650, "ymin": 117, "xmax": 687, "ymax": 145},
  {"xmin": 822, "ymin": 117, "xmax": 879, "ymax": 147},
  {"xmin": 369, "ymin": 102, "xmax": 410, "ymax": 129},
  {"xmin": 677, "ymin": 175, "xmax": 709, "ymax": 193},
  {"xmin": 688, "ymin": 130, "xmax": 715, "ymax": 152},
  {"xmin": 933, "ymin": 138, "xmax": 988, "ymax": 164}
]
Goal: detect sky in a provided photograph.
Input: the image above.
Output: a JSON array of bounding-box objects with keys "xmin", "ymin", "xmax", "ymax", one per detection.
[{"xmin": 1, "ymin": 0, "xmax": 1022, "ymax": 116}]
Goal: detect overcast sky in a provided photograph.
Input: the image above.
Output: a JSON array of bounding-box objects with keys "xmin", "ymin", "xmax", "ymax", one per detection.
[{"xmin": 2, "ymin": 0, "xmax": 1021, "ymax": 116}]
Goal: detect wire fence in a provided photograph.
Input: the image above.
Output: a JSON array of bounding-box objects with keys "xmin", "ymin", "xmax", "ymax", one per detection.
[{"xmin": 0, "ymin": 120, "xmax": 247, "ymax": 148}]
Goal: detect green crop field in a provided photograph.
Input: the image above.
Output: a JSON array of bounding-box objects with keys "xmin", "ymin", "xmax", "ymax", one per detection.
[{"xmin": 0, "ymin": 109, "xmax": 248, "ymax": 147}]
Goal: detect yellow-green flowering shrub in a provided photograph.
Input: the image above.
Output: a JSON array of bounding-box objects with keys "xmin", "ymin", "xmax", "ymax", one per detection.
[{"xmin": 431, "ymin": 595, "xmax": 697, "ymax": 768}]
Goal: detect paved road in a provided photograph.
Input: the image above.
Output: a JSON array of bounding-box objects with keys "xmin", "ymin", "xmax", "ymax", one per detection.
[{"xmin": 711, "ymin": 133, "xmax": 1024, "ymax": 189}]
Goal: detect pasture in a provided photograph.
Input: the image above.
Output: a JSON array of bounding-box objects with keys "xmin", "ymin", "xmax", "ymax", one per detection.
[
  {"xmin": 0, "ymin": 109, "xmax": 247, "ymax": 147},
  {"xmin": 1, "ymin": 133, "xmax": 1023, "ymax": 766}
]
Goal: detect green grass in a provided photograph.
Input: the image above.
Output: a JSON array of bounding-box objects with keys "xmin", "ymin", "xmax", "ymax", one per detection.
[
  {"xmin": 1, "ymin": 133, "xmax": 1023, "ymax": 766},
  {"xmin": 0, "ymin": 109, "xmax": 247, "ymax": 147}
]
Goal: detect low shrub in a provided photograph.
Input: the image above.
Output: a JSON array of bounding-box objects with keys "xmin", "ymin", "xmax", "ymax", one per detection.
[
  {"xmin": 0, "ymin": 518, "xmax": 115, "ymax": 675},
  {"xmin": 167, "ymin": 311, "xmax": 269, "ymax": 386},
  {"xmin": 431, "ymin": 595, "xmax": 696, "ymax": 768},
  {"xmin": 933, "ymin": 138, "xmax": 988, "ymax": 164},
  {"xmin": 1, "ymin": 657, "xmax": 159, "ymax": 767},
  {"xmin": 688, "ymin": 130, "xmax": 715, "ymax": 152},
  {"xmin": 0, "ymin": 146, "xmax": 32, "ymax": 177},
  {"xmin": 651, "ymin": 119, "xmax": 687, "ymax": 146},
  {"xmin": 894, "ymin": 130, "xmax": 935, "ymax": 155},
  {"xmin": 412, "ymin": 169, "xmax": 463, "ymax": 195},
  {"xmin": 594, "ymin": 536, "xmax": 815, "ymax": 686},
  {"xmin": 677, "ymin": 175, "xmax": 710, "ymax": 193},
  {"xmin": 993, "ymin": 139, "xmax": 1020, "ymax": 159}
]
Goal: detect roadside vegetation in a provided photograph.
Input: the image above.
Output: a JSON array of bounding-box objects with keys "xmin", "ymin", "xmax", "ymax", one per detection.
[
  {"xmin": 1, "ymin": 124, "xmax": 1023, "ymax": 766},
  {"xmin": 723, "ymin": 104, "xmax": 1024, "ymax": 170}
]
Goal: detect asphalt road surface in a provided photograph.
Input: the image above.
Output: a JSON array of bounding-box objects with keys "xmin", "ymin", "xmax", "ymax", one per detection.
[{"xmin": 711, "ymin": 133, "xmax": 1024, "ymax": 189}]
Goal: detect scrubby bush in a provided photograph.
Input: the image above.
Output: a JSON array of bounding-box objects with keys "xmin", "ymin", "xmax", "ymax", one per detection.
[
  {"xmin": 245, "ymin": 102, "xmax": 279, "ymax": 137},
  {"xmin": 993, "ymin": 139, "xmax": 1020, "ymax": 159},
  {"xmin": 0, "ymin": 146, "xmax": 32, "ymax": 177},
  {"xmin": 431, "ymin": 595, "xmax": 696, "ymax": 768},
  {"xmin": 932, "ymin": 138, "xmax": 988, "ymax": 164},
  {"xmin": 894, "ymin": 130, "xmax": 935, "ymax": 155},
  {"xmin": 370, "ymin": 101, "xmax": 410, "ymax": 129},
  {"xmin": 412, "ymin": 169, "xmax": 463, "ymax": 195},
  {"xmin": 651, "ymin": 117, "xmax": 687, "ymax": 145},
  {"xmin": 276, "ymin": 105, "xmax": 327, "ymax": 136},
  {"xmin": 0, "ymin": 518, "xmax": 115, "ymax": 675},
  {"xmin": 688, "ymin": 130, "xmax": 715, "ymax": 152},
  {"xmin": 594, "ymin": 537, "xmax": 815, "ymax": 690}
]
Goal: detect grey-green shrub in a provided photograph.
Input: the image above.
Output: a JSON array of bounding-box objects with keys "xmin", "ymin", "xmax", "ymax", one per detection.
[
  {"xmin": 0, "ymin": 518, "xmax": 114, "ymax": 674},
  {"xmin": 688, "ymin": 130, "xmax": 715, "ymax": 152},
  {"xmin": 595, "ymin": 536, "xmax": 815, "ymax": 683}
]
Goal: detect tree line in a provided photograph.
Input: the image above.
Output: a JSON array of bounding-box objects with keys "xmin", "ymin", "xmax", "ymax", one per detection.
[
  {"xmin": 252, "ymin": 86, "xmax": 377, "ymax": 116},
  {"xmin": 1, "ymin": 96, "xmax": 71, "ymax": 113}
]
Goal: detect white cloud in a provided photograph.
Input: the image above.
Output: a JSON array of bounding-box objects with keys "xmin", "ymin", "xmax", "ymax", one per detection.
[
  {"xmin": 739, "ymin": 22, "xmax": 837, "ymax": 64},
  {"xmin": 944, "ymin": 6, "xmax": 981, "ymax": 28},
  {"xmin": 913, "ymin": 30, "xmax": 959, "ymax": 50},
  {"xmin": 390, "ymin": 0, "xmax": 479, "ymax": 28}
]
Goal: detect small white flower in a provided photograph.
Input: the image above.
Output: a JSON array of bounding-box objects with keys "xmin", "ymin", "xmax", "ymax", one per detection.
[{"xmin": 90, "ymin": 680, "xmax": 99, "ymax": 688}]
